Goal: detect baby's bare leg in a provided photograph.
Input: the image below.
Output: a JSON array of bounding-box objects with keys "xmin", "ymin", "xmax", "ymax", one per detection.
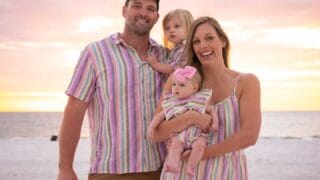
[
  {"xmin": 165, "ymin": 136, "xmax": 184, "ymax": 173},
  {"xmin": 186, "ymin": 136, "xmax": 206, "ymax": 176}
]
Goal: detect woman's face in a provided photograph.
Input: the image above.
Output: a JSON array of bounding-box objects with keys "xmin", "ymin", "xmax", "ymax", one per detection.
[{"xmin": 191, "ymin": 23, "xmax": 225, "ymax": 65}]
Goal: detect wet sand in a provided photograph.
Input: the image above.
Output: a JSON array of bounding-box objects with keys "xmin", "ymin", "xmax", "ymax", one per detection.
[{"xmin": 0, "ymin": 138, "xmax": 319, "ymax": 180}]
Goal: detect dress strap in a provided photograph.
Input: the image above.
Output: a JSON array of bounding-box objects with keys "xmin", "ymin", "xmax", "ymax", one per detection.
[{"xmin": 233, "ymin": 74, "xmax": 243, "ymax": 95}]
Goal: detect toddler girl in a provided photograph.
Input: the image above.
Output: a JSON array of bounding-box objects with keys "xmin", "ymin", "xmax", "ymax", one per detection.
[{"xmin": 146, "ymin": 9, "xmax": 194, "ymax": 74}]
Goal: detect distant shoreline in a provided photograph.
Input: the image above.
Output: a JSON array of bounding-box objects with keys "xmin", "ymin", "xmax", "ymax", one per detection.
[
  {"xmin": 0, "ymin": 111, "xmax": 319, "ymax": 140},
  {"xmin": 1, "ymin": 136, "xmax": 320, "ymax": 141},
  {"xmin": 0, "ymin": 110, "xmax": 320, "ymax": 113}
]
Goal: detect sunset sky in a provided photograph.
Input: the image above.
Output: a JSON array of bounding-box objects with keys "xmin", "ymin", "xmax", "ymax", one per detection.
[{"xmin": 0, "ymin": 0, "xmax": 319, "ymax": 112}]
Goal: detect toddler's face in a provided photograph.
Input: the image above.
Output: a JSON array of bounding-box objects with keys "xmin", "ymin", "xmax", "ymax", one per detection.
[
  {"xmin": 172, "ymin": 78, "xmax": 196, "ymax": 99},
  {"xmin": 164, "ymin": 16, "xmax": 186, "ymax": 45}
]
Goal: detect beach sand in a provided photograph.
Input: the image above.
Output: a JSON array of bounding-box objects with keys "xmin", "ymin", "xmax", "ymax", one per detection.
[{"xmin": 0, "ymin": 138, "xmax": 319, "ymax": 180}]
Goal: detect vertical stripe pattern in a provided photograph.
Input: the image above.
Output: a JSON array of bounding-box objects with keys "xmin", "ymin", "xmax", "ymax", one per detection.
[
  {"xmin": 161, "ymin": 76, "xmax": 248, "ymax": 180},
  {"xmin": 66, "ymin": 33, "xmax": 168, "ymax": 174},
  {"xmin": 169, "ymin": 42, "xmax": 186, "ymax": 68}
]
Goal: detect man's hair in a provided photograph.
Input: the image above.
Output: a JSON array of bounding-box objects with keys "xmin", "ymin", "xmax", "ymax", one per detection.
[{"xmin": 125, "ymin": 0, "xmax": 160, "ymax": 11}]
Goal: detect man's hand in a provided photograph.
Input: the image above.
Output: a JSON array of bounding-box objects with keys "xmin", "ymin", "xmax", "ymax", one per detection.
[{"xmin": 57, "ymin": 168, "xmax": 77, "ymax": 180}]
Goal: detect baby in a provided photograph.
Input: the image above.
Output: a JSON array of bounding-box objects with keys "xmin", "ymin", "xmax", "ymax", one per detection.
[{"xmin": 148, "ymin": 66, "xmax": 218, "ymax": 176}]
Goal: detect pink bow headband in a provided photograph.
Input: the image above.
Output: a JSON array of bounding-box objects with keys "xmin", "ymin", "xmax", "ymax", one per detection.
[{"xmin": 173, "ymin": 66, "xmax": 197, "ymax": 83}]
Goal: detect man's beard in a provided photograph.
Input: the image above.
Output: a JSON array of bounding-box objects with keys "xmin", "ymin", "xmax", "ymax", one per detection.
[{"xmin": 126, "ymin": 21, "xmax": 153, "ymax": 36}]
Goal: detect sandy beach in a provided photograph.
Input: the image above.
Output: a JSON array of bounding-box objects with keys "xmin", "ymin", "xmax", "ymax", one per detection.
[{"xmin": 0, "ymin": 137, "xmax": 319, "ymax": 180}]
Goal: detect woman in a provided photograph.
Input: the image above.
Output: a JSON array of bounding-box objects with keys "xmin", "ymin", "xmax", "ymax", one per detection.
[{"xmin": 149, "ymin": 16, "xmax": 261, "ymax": 179}]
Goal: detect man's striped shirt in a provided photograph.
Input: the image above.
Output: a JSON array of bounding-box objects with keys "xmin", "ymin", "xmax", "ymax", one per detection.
[{"xmin": 66, "ymin": 33, "xmax": 168, "ymax": 173}]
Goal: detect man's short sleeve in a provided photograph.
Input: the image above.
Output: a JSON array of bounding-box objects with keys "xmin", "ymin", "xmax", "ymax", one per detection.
[{"xmin": 65, "ymin": 46, "xmax": 95, "ymax": 102}]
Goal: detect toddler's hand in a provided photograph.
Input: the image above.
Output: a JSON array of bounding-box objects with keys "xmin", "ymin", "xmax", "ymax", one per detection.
[{"xmin": 146, "ymin": 55, "xmax": 157, "ymax": 65}]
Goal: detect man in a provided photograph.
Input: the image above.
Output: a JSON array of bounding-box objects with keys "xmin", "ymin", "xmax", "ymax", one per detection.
[{"xmin": 57, "ymin": 0, "xmax": 169, "ymax": 179}]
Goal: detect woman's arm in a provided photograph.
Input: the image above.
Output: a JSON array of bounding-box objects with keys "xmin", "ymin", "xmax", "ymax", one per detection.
[
  {"xmin": 149, "ymin": 110, "xmax": 211, "ymax": 142},
  {"xmin": 202, "ymin": 73, "xmax": 261, "ymax": 159},
  {"xmin": 147, "ymin": 111, "xmax": 165, "ymax": 139},
  {"xmin": 148, "ymin": 75, "xmax": 211, "ymax": 142}
]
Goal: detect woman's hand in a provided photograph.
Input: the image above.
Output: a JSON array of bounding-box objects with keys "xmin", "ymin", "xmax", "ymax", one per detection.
[
  {"xmin": 209, "ymin": 106, "xmax": 219, "ymax": 131},
  {"xmin": 147, "ymin": 127, "xmax": 155, "ymax": 141},
  {"xmin": 187, "ymin": 110, "xmax": 211, "ymax": 132}
]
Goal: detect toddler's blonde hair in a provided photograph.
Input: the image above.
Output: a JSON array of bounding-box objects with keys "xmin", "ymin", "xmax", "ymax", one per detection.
[{"xmin": 162, "ymin": 9, "xmax": 194, "ymax": 50}]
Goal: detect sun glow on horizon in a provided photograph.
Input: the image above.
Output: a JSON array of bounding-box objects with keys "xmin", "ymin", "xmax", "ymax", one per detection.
[{"xmin": 0, "ymin": 92, "xmax": 66, "ymax": 112}]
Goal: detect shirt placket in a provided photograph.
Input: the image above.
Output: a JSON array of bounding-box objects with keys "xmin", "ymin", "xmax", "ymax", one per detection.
[{"xmin": 129, "ymin": 47, "xmax": 150, "ymax": 169}]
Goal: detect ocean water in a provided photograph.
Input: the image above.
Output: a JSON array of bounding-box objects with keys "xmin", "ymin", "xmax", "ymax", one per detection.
[
  {"xmin": 0, "ymin": 111, "xmax": 319, "ymax": 139},
  {"xmin": 260, "ymin": 111, "xmax": 320, "ymax": 139}
]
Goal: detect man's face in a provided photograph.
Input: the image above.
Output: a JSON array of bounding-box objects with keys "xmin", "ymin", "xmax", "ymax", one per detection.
[{"xmin": 122, "ymin": 0, "xmax": 159, "ymax": 36}]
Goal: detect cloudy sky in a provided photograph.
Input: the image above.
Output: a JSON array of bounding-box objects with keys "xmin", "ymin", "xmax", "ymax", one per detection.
[{"xmin": 0, "ymin": 0, "xmax": 319, "ymax": 112}]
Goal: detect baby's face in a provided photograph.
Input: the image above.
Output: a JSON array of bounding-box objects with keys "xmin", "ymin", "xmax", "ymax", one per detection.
[{"xmin": 172, "ymin": 78, "xmax": 196, "ymax": 99}]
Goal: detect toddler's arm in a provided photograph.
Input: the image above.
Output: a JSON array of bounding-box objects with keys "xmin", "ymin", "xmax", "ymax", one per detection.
[{"xmin": 146, "ymin": 55, "xmax": 174, "ymax": 75}]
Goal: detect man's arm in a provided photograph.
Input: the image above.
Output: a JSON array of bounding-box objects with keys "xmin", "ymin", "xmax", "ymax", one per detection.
[{"xmin": 57, "ymin": 96, "xmax": 87, "ymax": 180}]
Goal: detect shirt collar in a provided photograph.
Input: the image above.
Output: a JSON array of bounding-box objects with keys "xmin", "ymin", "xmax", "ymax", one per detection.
[{"xmin": 111, "ymin": 33, "xmax": 158, "ymax": 48}]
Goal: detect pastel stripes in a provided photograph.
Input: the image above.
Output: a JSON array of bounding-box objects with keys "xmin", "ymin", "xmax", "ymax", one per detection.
[
  {"xmin": 169, "ymin": 42, "xmax": 186, "ymax": 68},
  {"xmin": 161, "ymin": 77, "xmax": 248, "ymax": 180},
  {"xmin": 66, "ymin": 33, "xmax": 168, "ymax": 174},
  {"xmin": 162, "ymin": 89, "xmax": 212, "ymax": 120}
]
